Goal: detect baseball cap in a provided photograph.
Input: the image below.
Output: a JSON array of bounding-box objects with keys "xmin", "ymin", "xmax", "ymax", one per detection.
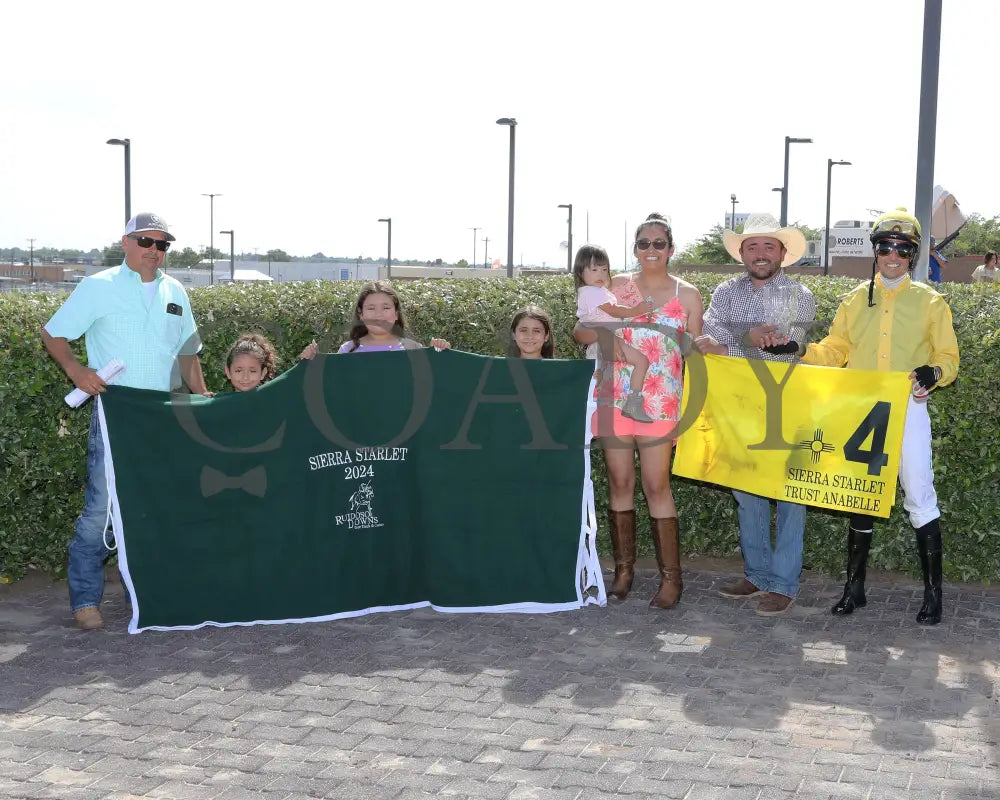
[{"xmin": 124, "ymin": 212, "xmax": 176, "ymax": 242}]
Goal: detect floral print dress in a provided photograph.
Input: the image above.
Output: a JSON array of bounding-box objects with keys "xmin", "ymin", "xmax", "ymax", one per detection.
[{"xmin": 595, "ymin": 278, "xmax": 687, "ymax": 422}]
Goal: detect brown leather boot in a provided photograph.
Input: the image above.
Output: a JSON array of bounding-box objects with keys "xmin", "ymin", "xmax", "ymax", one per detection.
[
  {"xmin": 607, "ymin": 509, "xmax": 637, "ymax": 600},
  {"xmin": 650, "ymin": 517, "xmax": 683, "ymax": 609}
]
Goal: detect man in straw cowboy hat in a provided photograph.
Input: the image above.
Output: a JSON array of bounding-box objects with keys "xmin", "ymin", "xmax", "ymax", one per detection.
[
  {"xmin": 786, "ymin": 208, "xmax": 959, "ymax": 625},
  {"xmin": 694, "ymin": 212, "xmax": 816, "ymax": 616}
]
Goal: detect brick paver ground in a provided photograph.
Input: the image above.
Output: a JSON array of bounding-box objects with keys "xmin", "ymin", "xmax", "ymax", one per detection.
[{"xmin": 1, "ymin": 559, "xmax": 998, "ymax": 800}]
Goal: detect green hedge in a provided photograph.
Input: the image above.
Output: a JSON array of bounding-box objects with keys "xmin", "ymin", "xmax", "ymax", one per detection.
[{"xmin": 2, "ymin": 274, "xmax": 999, "ymax": 583}]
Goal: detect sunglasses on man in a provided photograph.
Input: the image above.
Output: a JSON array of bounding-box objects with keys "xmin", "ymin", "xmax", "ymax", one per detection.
[
  {"xmin": 636, "ymin": 238, "xmax": 670, "ymax": 251},
  {"xmin": 875, "ymin": 241, "xmax": 916, "ymax": 259},
  {"xmin": 128, "ymin": 234, "xmax": 171, "ymax": 252}
]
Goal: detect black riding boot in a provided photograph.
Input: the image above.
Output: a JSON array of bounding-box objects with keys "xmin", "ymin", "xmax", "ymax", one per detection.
[
  {"xmin": 915, "ymin": 519, "xmax": 943, "ymax": 625},
  {"xmin": 831, "ymin": 515, "xmax": 874, "ymax": 616}
]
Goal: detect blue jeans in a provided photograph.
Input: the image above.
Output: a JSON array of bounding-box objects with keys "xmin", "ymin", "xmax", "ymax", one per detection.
[
  {"xmin": 732, "ymin": 490, "xmax": 806, "ymax": 598},
  {"xmin": 68, "ymin": 410, "xmax": 111, "ymax": 611}
]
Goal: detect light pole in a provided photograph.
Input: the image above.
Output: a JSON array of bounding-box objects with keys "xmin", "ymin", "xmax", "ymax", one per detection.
[
  {"xmin": 824, "ymin": 159, "xmax": 852, "ymax": 276},
  {"xmin": 27, "ymin": 238, "xmax": 35, "ymax": 284},
  {"xmin": 468, "ymin": 226, "xmax": 479, "ymax": 268},
  {"xmin": 780, "ymin": 136, "xmax": 813, "ymax": 226},
  {"xmin": 496, "ymin": 117, "xmax": 517, "ymax": 277},
  {"xmin": 482, "ymin": 236, "xmax": 490, "ymax": 268},
  {"xmin": 219, "ymin": 230, "xmax": 235, "ymax": 282},
  {"xmin": 378, "ymin": 218, "xmax": 392, "ymax": 279},
  {"xmin": 202, "ymin": 193, "xmax": 221, "ymax": 285},
  {"xmin": 624, "ymin": 219, "xmax": 628, "ymax": 270},
  {"xmin": 557, "ymin": 204, "xmax": 573, "ymax": 272},
  {"xmin": 729, "ymin": 194, "xmax": 738, "ymax": 229},
  {"xmin": 913, "ymin": 0, "xmax": 943, "ymax": 282},
  {"xmin": 106, "ymin": 138, "xmax": 131, "ymax": 222},
  {"xmin": 771, "ymin": 186, "xmax": 784, "ymax": 216}
]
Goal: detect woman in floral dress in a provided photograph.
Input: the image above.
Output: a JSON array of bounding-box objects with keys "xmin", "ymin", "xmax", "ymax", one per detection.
[{"xmin": 574, "ymin": 213, "xmax": 703, "ymax": 609}]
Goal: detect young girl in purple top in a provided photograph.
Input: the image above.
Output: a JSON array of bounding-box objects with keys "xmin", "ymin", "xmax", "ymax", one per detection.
[{"xmin": 299, "ymin": 281, "xmax": 450, "ymax": 358}]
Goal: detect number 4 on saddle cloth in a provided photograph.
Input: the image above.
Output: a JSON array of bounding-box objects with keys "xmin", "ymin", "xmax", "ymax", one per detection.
[{"xmin": 96, "ymin": 350, "xmax": 602, "ymax": 633}]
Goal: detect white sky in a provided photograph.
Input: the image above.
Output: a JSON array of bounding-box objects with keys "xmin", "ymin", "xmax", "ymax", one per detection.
[{"xmin": 1, "ymin": 0, "xmax": 995, "ymax": 267}]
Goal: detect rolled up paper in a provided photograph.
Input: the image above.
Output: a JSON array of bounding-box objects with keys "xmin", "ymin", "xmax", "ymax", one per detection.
[{"xmin": 64, "ymin": 358, "xmax": 126, "ymax": 408}]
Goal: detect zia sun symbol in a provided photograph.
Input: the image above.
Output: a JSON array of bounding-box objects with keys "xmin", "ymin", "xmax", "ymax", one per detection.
[{"xmin": 797, "ymin": 428, "xmax": 835, "ymax": 465}]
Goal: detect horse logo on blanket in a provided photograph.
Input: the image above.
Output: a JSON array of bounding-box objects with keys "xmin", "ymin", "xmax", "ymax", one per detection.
[{"xmin": 349, "ymin": 482, "xmax": 374, "ymax": 514}]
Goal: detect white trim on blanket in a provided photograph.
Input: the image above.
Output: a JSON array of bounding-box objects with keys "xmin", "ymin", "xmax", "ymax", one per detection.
[
  {"xmin": 98, "ymin": 397, "xmax": 142, "ymax": 634},
  {"xmin": 577, "ymin": 373, "xmax": 606, "ymax": 607}
]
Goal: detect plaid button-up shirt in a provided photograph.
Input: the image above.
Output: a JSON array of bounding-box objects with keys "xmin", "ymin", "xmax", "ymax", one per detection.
[{"xmin": 703, "ymin": 272, "xmax": 816, "ymax": 363}]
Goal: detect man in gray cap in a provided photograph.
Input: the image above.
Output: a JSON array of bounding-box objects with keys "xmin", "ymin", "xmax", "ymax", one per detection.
[{"xmin": 42, "ymin": 212, "xmax": 209, "ymax": 630}]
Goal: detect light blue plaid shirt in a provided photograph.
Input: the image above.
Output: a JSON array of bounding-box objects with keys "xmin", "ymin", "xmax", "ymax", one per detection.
[{"xmin": 45, "ymin": 263, "xmax": 201, "ymax": 392}]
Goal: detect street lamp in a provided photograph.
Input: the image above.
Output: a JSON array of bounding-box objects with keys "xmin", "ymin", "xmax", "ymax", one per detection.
[
  {"xmin": 771, "ymin": 186, "xmax": 784, "ymax": 217},
  {"xmin": 780, "ymin": 136, "xmax": 813, "ymax": 226},
  {"xmin": 468, "ymin": 226, "xmax": 480, "ymax": 269},
  {"xmin": 496, "ymin": 117, "xmax": 517, "ymax": 278},
  {"xmin": 557, "ymin": 204, "xmax": 573, "ymax": 272},
  {"xmin": 219, "ymin": 230, "xmax": 235, "ymax": 282},
  {"xmin": 912, "ymin": 0, "xmax": 943, "ymax": 282},
  {"xmin": 106, "ymin": 138, "xmax": 131, "ymax": 223},
  {"xmin": 201, "ymin": 193, "xmax": 222, "ymax": 285},
  {"xmin": 823, "ymin": 159, "xmax": 852, "ymax": 276},
  {"xmin": 378, "ymin": 218, "xmax": 392, "ymax": 279},
  {"xmin": 729, "ymin": 194, "xmax": 738, "ymax": 229},
  {"xmin": 27, "ymin": 238, "xmax": 35, "ymax": 284},
  {"xmin": 482, "ymin": 236, "xmax": 490, "ymax": 268}
]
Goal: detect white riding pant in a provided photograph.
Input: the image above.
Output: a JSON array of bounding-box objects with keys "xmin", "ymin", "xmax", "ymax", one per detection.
[{"xmin": 899, "ymin": 395, "xmax": 940, "ymax": 529}]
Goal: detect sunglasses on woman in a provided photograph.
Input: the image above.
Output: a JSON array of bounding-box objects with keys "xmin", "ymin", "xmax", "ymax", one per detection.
[
  {"xmin": 875, "ymin": 241, "xmax": 916, "ymax": 259},
  {"xmin": 128, "ymin": 234, "xmax": 171, "ymax": 252},
  {"xmin": 636, "ymin": 238, "xmax": 669, "ymax": 251}
]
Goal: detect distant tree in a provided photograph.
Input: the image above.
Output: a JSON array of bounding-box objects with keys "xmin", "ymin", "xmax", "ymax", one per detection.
[
  {"xmin": 676, "ymin": 224, "xmax": 738, "ymax": 264},
  {"xmin": 102, "ymin": 241, "xmax": 125, "ymax": 266},
  {"xmin": 266, "ymin": 248, "xmax": 291, "ymax": 262},
  {"xmin": 796, "ymin": 223, "xmax": 821, "ymax": 241},
  {"xmin": 168, "ymin": 247, "xmax": 202, "ymax": 269},
  {"xmin": 35, "ymin": 247, "xmax": 85, "ymax": 261},
  {"xmin": 310, "ymin": 252, "xmax": 327, "ymax": 260},
  {"xmin": 944, "ymin": 213, "xmax": 1000, "ymax": 257},
  {"xmin": 455, "ymin": 259, "xmax": 469, "ymax": 268},
  {"xmin": 201, "ymin": 247, "xmax": 225, "ymax": 260}
]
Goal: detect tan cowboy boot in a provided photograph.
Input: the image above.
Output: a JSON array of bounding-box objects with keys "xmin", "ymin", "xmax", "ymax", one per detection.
[{"xmin": 74, "ymin": 606, "xmax": 104, "ymax": 630}]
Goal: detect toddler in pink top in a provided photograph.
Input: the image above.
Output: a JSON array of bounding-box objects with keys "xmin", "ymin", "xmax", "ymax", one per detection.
[{"xmin": 573, "ymin": 245, "xmax": 654, "ymax": 422}]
